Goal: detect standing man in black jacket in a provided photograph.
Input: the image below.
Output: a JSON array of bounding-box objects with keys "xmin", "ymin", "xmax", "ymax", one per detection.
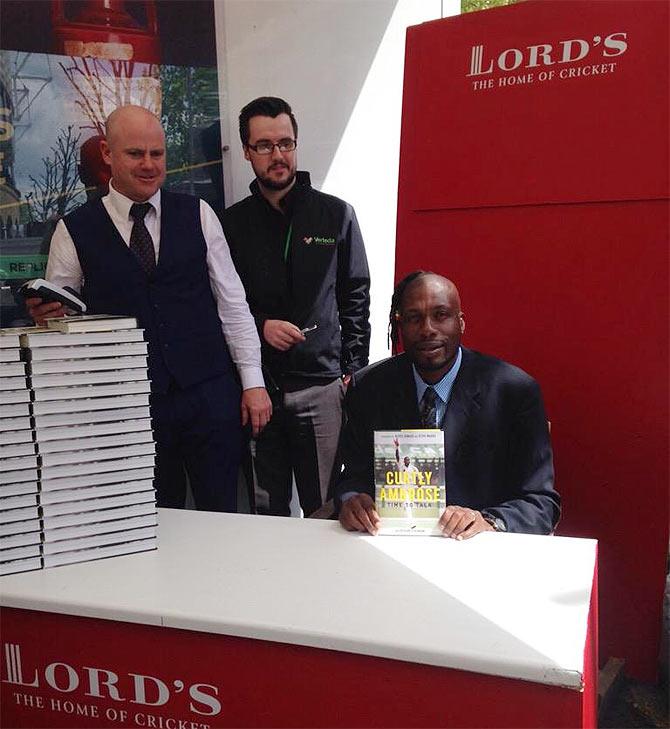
[{"xmin": 224, "ymin": 97, "xmax": 371, "ymax": 517}]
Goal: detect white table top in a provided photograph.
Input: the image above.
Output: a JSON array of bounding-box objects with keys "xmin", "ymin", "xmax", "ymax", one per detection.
[{"xmin": 0, "ymin": 508, "xmax": 596, "ymax": 689}]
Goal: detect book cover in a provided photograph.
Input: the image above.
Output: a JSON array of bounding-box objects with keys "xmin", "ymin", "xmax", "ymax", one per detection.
[
  {"xmin": 0, "ymin": 403, "xmax": 30, "ymax": 418},
  {"xmin": 0, "ymin": 428, "xmax": 34, "ymax": 446},
  {"xmin": 0, "ymin": 556, "xmax": 42, "ymax": 576},
  {"xmin": 0, "ymin": 517, "xmax": 41, "ymax": 537},
  {"xmin": 0, "ymin": 468, "xmax": 38, "ymax": 485},
  {"xmin": 0, "ymin": 331, "xmax": 21, "ymax": 348},
  {"xmin": 1, "ymin": 455, "xmax": 38, "ymax": 472},
  {"xmin": 41, "ymin": 501, "xmax": 157, "ymax": 530},
  {"xmin": 0, "ymin": 416, "xmax": 32, "ymax": 434},
  {"xmin": 39, "ymin": 453, "xmax": 155, "ymax": 481},
  {"xmin": 0, "ymin": 377, "xmax": 26, "ymax": 393},
  {"xmin": 0, "ymin": 482, "xmax": 38, "ymax": 498},
  {"xmin": 42, "ymin": 538, "xmax": 156, "ymax": 569},
  {"xmin": 0, "ymin": 531, "xmax": 41, "ymax": 549},
  {"xmin": 31, "ymin": 380, "xmax": 151, "ymax": 402},
  {"xmin": 21, "ymin": 329, "xmax": 144, "ymax": 348},
  {"xmin": 39, "ymin": 441, "xmax": 155, "ymax": 468},
  {"xmin": 44, "ymin": 513, "xmax": 158, "ymax": 542},
  {"xmin": 0, "ymin": 544, "xmax": 41, "ymax": 562},
  {"xmin": 37, "ymin": 429, "xmax": 154, "ymax": 456},
  {"xmin": 39, "ymin": 479, "xmax": 154, "ymax": 505},
  {"xmin": 29, "ymin": 368, "xmax": 149, "ymax": 389},
  {"xmin": 0, "ymin": 442, "xmax": 36, "ymax": 459},
  {"xmin": 0, "ymin": 349, "xmax": 21, "ymax": 363},
  {"xmin": 33, "ymin": 405, "xmax": 150, "ymax": 428},
  {"xmin": 40, "ymin": 487, "xmax": 155, "ymax": 518},
  {"xmin": 45, "ymin": 315, "xmax": 138, "ymax": 333},
  {"xmin": 42, "ymin": 525, "xmax": 157, "ymax": 555},
  {"xmin": 39, "ymin": 465, "xmax": 154, "ymax": 492},
  {"xmin": 2, "ymin": 389, "xmax": 30, "ymax": 404},
  {"xmin": 0, "ymin": 493, "xmax": 38, "ymax": 510},
  {"xmin": 31, "ymin": 393, "xmax": 150, "ymax": 416},
  {"xmin": 374, "ymin": 430, "xmax": 446, "ymax": 536},
  {"xmin": 0, "ymin": 376, "xmax": 27, "ymax": 391},
  {"xmin": 28, "ymin": 355, "xmax": 148, "ymax": 375},
  {"xmin": 0, "ymin": 505, "xmax": 40, "ymax": 524},
  {"xmin": 0, "ymin": 326, "xmax": 49, "ymax": 337},
  {"xmin": 36, "ymin": 418, "xmax": 152, "ymax": 442},
  {"xmin": 0, "ymin": 362, "xmax": 26, "ymax": 377},
  {"xmin": 0, "ymin": 329, "xmax": 21, "ymax": 349},
  {"xmin": 27, "ymin": 342, "xmax": 148, "ymax": 361}
]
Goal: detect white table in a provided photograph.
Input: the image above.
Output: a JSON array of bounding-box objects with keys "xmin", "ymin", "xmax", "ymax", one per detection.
[{"xmin": 1, "ymin": 508, "xmax": 598, "ymax": 728}]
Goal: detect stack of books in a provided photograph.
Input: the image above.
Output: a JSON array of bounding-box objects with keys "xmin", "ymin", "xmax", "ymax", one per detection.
[
  {"xmin": 0, "ymin": 330, "xmax": 41, "ymax": 575},
  {"xmin": 28, "ymin": 316, "xmax": 158, "ymax": 567},
  {"xmin": 0, "ymin": 316, "xmax": 158, "ymax": 573}
]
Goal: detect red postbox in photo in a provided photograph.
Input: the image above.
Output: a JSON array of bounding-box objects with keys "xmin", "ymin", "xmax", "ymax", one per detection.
[{"xmin": 50, "ymin": 0, "xmax": 160, "ymax": 64}]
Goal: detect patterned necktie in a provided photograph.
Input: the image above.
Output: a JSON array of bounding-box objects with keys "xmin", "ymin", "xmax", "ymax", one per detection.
[
  {"xmin": 419, "ymin": 386, "xmax": 438, "ymax": 428},
  {"xmin": 129, "ymin": 202, "xmax": 156, "ymax": 275}
]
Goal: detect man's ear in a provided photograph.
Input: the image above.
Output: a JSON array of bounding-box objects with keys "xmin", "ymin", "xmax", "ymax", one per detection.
[
  {"xmin": 243, "ymin": 146, "xmax": 250, "ymax": 162},
  {"xmin": 100, "ymin": 140, "xmax": 111, "ymax": 165},
  {"xmin": 459, "ymin": 312, "xmax": 466, "ymax": 335}
]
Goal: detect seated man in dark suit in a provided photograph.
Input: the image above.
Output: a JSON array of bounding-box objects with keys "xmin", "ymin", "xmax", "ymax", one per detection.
[{"xmin": 336, "ymin": 271, "xmax": 560, "ymax": 538}]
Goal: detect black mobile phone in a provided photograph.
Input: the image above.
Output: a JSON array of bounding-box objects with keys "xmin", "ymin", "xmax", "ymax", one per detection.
[{"xmin": 19, "ymin": 279, "xmax": 87, "ymax": 313}]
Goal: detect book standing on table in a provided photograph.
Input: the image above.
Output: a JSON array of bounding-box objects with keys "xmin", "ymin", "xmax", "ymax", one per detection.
[{"xmin": 374, "ymin": 430, "xmax": 446, "ymax": 535}]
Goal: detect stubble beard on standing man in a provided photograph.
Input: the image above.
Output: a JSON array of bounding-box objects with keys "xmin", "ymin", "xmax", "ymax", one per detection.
[{"xmin": 244, "ymin": 113, "xmax": 298, "ymax": 195}]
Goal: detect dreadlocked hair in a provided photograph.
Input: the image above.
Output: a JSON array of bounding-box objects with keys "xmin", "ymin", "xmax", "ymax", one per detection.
[{"xmin": 388, "ymin": 270, "xmax": 435, "ymax": 354}]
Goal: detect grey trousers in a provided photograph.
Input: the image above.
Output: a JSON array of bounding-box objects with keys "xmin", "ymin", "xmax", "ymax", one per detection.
[{"xmin": 251, "ymin": 377, "xmax": 345, "ymax": 517}]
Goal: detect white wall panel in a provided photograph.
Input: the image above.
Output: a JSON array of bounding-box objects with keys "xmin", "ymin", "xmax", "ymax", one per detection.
[{"xmin": 215, "ymin": 0, "xmax": 457, "ymax": 363}]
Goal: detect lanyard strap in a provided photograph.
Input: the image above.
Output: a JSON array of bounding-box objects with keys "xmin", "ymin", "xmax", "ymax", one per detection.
[{"xmin": 283, "ymin": 222, "xmax": 293, "ymax": 263}]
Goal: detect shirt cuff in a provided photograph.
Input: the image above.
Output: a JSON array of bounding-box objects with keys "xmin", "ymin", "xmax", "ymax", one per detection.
[
  {"xmin": 340, "ymin": 491, "xmax": 360, "ymax": 503},
  {"xmin": 238, "ymin": 366, "xmax": 266, "ymax": 391}
]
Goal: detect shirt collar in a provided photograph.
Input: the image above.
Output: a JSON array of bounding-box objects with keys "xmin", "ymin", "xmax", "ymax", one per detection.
[
  {"xmin": 250, "ymin": 170, "xmax": 312, "ymax": 215},
  {"xmin": 106, "ymin": 181, "xmax": 161, "ymax": 221},
  {"xmin": 412, "ymin": 346, "xmax": 463, "ymax": 404}
]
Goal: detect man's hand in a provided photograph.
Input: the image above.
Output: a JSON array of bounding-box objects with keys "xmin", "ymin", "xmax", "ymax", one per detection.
[
  {"xmin": 438, "ymin": 506, "xmax": 495, "ymax": 540},
  {"xmin": 339, "ymin": 493, "xmax": 380, "ymax": 535},
  {"xmin": 262, "ymin": 319, "xmax": 305, "ymax": 351},
  {"xmin": 241, "ymin": 387, "xmax": 273, "ymax": 437},
  {"xmin": 24, "ymin": 297, "xmax": 68, "ymax": 326}
]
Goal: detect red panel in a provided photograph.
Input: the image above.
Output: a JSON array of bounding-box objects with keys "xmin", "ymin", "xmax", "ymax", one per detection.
[
  {"xmin": 397, "ymin": 1, "xmax": 668, "ymax": 681},
  {"xmin": 403, "ymin": 0, "xmax": 668, "ymax": 211},
  {"xmin": 0, "ymin": 607, "xmax": 585, "ymax": 728},
  {"xmin": 582, "ymin": 554, "xmax": 598, "ymax": 729}
]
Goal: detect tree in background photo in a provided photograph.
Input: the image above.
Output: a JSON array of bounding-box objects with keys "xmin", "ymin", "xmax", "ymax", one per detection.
[
  {"xmin": 28, "ymin": 125, "xmax": 82, "ymax": 225},
  {"xmin": 462, "ymin": 0, "xmax": 518, "ymax": 12},
  {"xmin": 160, "ymin": 65, "xmax": 223, "ymax": 214}
]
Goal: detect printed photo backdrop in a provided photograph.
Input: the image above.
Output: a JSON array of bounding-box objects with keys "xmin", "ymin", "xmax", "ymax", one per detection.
[{"xmin": 0, "ymin": 0, "xmax": 223, "ymax": 326}]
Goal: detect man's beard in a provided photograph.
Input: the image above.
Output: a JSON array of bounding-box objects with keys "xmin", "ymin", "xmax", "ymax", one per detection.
[{"xmin": 257, "ymin": 164, "xmax": 296, "ymax": 191}]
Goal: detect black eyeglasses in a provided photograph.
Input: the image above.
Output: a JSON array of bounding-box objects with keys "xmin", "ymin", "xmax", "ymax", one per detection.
[{"xmin": 246, "ymin": 139, "xmax": 297, "ymax": 155}]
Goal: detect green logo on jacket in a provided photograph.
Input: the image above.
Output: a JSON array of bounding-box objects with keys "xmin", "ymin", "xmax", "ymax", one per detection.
[{"xmin": 303, "ymin": 235, "xmax": 336, "ymax": 246}]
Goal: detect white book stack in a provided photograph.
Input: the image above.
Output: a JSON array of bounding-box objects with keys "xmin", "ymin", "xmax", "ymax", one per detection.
[
  {"xmin": 22, "ymin": 317, "xmax": 158, "ymax": 568},
  {"xmin": 0, "ymin": 331, "xmax": 41, "ymax": 575}
]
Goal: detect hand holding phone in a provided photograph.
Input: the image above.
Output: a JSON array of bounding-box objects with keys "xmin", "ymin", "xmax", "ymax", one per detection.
[
  {"xmin": 19, "ymin": 279, "xmax": 86, "ymax": 312},
  {"xmin": 20, "ymin": 279, "xmax": 86, "ymax": 325}
]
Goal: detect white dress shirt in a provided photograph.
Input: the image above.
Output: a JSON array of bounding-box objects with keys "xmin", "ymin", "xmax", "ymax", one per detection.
[{"xmin": 46, "ymin": 182, "xmax": 264, "ymax": 391}]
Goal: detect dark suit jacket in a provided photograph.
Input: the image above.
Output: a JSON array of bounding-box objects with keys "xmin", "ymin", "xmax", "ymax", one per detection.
[{"xmin": 334, "ymin": 348, "xmax": 560, "ymax": 534}]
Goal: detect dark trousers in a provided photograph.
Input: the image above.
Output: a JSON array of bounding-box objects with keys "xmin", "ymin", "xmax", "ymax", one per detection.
[
  {"xmin": 151, "ymin": 375, "xmax": 242, "ymax": 512},
  {"xmin": 252, "ymin": 377, "xmax": 345, "ymax": 517}
]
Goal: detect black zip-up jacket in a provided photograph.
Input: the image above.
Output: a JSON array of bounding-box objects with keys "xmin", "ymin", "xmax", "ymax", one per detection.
[{"xmin": 223, "ymin": 171, "xmax": 370, "ymax": 385}]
